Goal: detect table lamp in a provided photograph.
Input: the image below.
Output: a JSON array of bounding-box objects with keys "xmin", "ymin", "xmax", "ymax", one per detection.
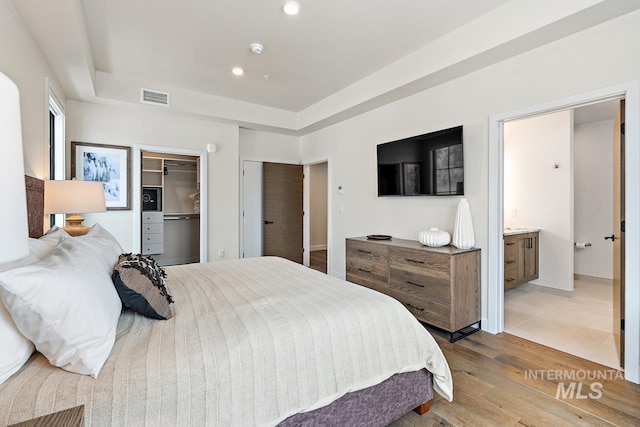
[
  {"xmin": 44, "ymin": 179, "xmax": 106, "ymax": 236},
  {"xmin": 0, "ymin": 72, "xmax": 29, "ymax": 263}
]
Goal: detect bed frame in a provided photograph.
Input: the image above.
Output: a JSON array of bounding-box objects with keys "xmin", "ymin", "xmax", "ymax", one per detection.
[{"xmin": 23, "ymin": 175, "xmax": 433, "ymax": 424}]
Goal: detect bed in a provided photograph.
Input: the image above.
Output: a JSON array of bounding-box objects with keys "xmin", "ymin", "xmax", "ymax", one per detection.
[{"xmin": 0, "ymin": 176, "xmax": 453, "ymax": 426}]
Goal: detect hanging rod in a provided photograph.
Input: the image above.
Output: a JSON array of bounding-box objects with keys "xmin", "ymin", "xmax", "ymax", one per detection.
[{"xmin": 164, "ymin": 160, "xmax": 197, "ymax": 167}]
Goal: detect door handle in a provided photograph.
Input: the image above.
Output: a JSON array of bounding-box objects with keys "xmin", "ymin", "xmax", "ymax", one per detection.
[
  {"xmin": 263, "ymin": 220, "xmax": 274, "ymax": 224},
  {"xmin": 604, "ymin": 234, "xmax": 616, "ymax": 241}
]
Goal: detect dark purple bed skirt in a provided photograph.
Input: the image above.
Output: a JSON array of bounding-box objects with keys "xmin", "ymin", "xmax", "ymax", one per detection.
[{"xmin": 279, "ymin": 369, "xmax": 433, "ymax": 426}]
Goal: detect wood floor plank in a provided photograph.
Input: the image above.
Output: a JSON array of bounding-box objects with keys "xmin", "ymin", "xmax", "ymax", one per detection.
[{"xmin": 390, "ymin": 330, "xmax": 640, "ymax": 427}]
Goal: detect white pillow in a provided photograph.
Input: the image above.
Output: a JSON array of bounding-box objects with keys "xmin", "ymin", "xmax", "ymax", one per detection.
[
  {"xmin": 70, "ymin": 223, "xmax": 123, "ymax": 272},
  {"xmin": 0, "ymin": 236, "xmax": 122, "ymax": 378},
  {"xmin": 0, "ymin": 255, "xmax": 40, "ymax": 385},
  {"xmin": 0, "ymin": 304, "xmax": 34, "ymax": 385}
]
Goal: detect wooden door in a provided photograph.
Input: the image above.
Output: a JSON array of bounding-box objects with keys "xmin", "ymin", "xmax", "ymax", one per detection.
[
  {"xmin": 263, "ymin": 163, "xmax": 303, "ymax": 263},
  {"xmin": 613, "ymin": 100, "xmax": 625, "ymax": 368}
]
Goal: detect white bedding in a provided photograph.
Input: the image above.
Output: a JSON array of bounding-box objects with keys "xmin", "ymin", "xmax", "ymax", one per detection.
[{"xmin": 0, "ymin": 256, "xmax": 452, "ymax": 426}]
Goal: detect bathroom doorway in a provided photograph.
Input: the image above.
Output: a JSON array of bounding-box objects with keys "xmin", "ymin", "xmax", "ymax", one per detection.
[
  {"xmin": 501, "ymin": 100, "xmax": 623, "ymax": 369},
  {"xmin": 304, "ymin": 161, "xmax": 329, "ymax": 274}
]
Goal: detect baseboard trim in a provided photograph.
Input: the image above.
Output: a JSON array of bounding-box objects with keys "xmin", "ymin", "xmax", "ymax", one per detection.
[
  {"xmin": 574, "ymin": 274, "xmax": 613, "ymax": 284},
  {"xmin": 520, "ymin": 283, "xmax": 575, "ymax": 298},
  {"xmin": 332, "ymin": 270, "xmax": 346, "ymax": 280}
]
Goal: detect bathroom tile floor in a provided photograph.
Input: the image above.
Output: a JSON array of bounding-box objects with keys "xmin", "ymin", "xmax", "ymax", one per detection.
[{"xmin": 504, "ymin": 276, "xmax": 621, "ymax": 370}]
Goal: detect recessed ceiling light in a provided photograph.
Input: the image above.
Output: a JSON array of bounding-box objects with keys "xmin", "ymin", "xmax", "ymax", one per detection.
[
  {"xmin": 282, "ymin": 1, "xmax": 299, "ymax": 15},
  {"xmin": 232, "ymin": 67, "xmax": 244, "ymax": 76}
]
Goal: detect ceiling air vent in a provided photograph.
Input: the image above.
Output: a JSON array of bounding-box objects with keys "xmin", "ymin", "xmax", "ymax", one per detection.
[{"xmin": 140, "ymin": 88, "xmax": 170, "ymax": 107}]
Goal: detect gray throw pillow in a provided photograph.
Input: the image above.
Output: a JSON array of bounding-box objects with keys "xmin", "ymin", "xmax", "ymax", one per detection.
[{"xmin": 111, "ymin": 253, "xmax": 174, "ymax": 320}]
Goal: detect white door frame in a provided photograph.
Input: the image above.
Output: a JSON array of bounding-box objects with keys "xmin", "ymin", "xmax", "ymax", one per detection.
[
  {"xmin": 133, "ymin": 144, "xmax": 208, "ymax": 262},
  {"xmin": 239, "ymin": 157, "xmax": 305, "ymax": 261},
  {"xmin": 487, "ymin": 80, "xmax": 640, "ymax": 383},
  {"xmin": 302, "ymin": 159, "xmax": 331, "ymax": 273},
  {"xmin": 240, "ymin": 160, "xmax": 263, "ymax": 258}
]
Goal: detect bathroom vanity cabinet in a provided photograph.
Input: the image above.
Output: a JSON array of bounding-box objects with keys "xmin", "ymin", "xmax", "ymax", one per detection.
[{"xmin": 504, "ymin": 231, "xmax": 539, "ymax": 290}]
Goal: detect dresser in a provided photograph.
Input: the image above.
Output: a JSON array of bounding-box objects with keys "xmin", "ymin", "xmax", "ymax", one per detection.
[
  {"xmin": 142, "ymin": 211, "xmax": 164, "ymax": 255},
  {"xmin": 346, "ymin": 236, "xmax": 480, "ymax": 342}
]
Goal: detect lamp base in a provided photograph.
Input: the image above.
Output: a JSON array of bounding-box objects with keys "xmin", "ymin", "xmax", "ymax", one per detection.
[{"xmin": 64, "ymin": 214, "xmax": 90, "ymax": 236}]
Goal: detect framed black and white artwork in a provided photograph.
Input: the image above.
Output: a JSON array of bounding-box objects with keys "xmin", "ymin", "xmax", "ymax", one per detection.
[{"xmin": 71, "ymin": 141, "xmax": 131, "ymax": 210}]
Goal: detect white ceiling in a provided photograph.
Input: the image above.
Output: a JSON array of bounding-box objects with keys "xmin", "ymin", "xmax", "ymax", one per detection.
[
  {"xmin": 574, "ymin": 100, "xmax": 619, "ymax": 125},
  {"xmin": 11, "ymin": 0, "xmax": 640, "ymax": 133},
  {"xmin": 79, "ymin": 0, "xmax": 509, "ymax": 111}
]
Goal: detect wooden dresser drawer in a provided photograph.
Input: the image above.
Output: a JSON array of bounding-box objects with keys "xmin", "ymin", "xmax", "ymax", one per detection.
[
  {"xmin": 346, "ymin": 240, "xmax": 387, "ymax": 265},
  {"xmin": 346, "ymin": 256, "xmax": 388, "ymax": 285},
  {"xmin": 388, "ymin": 247, "xmax": 449, "ymax": 279},
  {"xmin": 389, "ymin": 267, "xmax": 450, "ymax": 305},
  {"xmin": 388, "ymin": 288, "xmax": 450, "ymax": 330},
  {"xmin": 347, "ymin": 274, "xmax": 389, "ymax": 296}
]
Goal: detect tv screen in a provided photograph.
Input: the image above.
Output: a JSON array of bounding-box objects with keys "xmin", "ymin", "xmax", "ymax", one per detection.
[{"xmin": 377, "ymin": 125, "xmax": 463, "ymax": 196}]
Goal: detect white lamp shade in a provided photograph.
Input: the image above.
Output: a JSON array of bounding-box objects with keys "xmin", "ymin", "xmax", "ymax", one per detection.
[
  {"xmin": 0, "ymin": 73, "xmax": 29, "ymax": 263},
  {"xmin": 44, "ymin": 180, "xmax": 107, "ymax": 214}
]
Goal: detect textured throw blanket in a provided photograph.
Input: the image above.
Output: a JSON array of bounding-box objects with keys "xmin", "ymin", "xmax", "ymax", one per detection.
[{"xmin": 0, "ymin": 257, "xmax": 452, "ymax": 426}]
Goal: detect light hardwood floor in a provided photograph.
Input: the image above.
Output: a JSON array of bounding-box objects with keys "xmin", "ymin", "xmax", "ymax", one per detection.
[
  {"xmin": 390, "ymin": 329, "xmax": 640, "ymax": 426},
  {"xmin": 309, "ymin": 249, "xmax": 327, "ymax": 274}
]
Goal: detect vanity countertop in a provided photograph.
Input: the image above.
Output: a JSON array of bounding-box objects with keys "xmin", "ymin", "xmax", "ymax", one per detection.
[{"xmin": 504, "ymin": 227, "xmax": 540, "ymax": 236}]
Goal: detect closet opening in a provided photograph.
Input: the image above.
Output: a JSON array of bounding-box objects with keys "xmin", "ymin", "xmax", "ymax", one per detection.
[{"xmin": 141, "ymin": 150, "xmax": 202, "ymax": 266}]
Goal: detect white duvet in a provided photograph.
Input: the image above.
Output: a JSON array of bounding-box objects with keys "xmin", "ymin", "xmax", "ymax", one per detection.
[
  {"xmin": 0, "ymin": 256, "xmax": 452, "ymax": 426},
  {"xmin": 168, "ymin": 257, "xmax": 453, "ymax": 425}
]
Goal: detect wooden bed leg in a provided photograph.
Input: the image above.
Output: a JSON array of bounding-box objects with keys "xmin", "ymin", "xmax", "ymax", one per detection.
[{"xmin": 413, "ymin": 400, "xmax": 431, "ymax": 415}]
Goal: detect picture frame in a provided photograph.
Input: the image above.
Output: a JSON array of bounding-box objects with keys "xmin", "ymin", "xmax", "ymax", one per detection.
[{"xmin": 71, "ymin": 141, "xmax": 131, "ymax": 210}]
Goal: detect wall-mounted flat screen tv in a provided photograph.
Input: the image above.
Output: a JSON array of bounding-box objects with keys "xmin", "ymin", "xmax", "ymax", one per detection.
[{"xmin": 377, "ymin": 125, "xmax": 463, "ymax": 196}]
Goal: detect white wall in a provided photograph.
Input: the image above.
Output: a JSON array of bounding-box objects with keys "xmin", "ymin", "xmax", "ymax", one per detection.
[
  {"xmin": 300, "ymin": 10, "xmax": 640, "ymax": 315},
  {"xmin": 504, "ymin": 111, "xmax": 574, "ymax": 292},
  {"xmin": 66, "ymin": 101, "xmax": 240, "ymax": 259},
  {"xmin": 574, "ymin": 119, "xmax": 614, "ymax": 279},
  {"xmin": 309, "ymin": 162, "xmax": 328, "ymax": 250},
  {"xmin": 0, "ymin": 0, "xmax": 65, "ymax": 179},
  {"xmin": 239, "ymin": 128, "xmax": 300, "ymax": 163}
]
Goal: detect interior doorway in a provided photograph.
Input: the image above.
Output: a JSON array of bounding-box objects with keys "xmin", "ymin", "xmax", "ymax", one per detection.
[
  {"xmin": 241, "ymin": 159, "xmax": 330, "ymax": 273},
  {"xmin": 132, "ymin": 144, "xmax": 208, "ymax": 264},
  {"xmin": 487, "ymin": 81, "xmax": 640, "ymax": 383},
  {"xmin": 304, "ymin": 162, "xmax": 329, "ymax": 274},
  {"xmin": 502, "ymin": 101, "xmax": 622, "ymax": 369},
  {"xmin": 241, "ymin": 161, "xmax": 304, "ymax": 264}
]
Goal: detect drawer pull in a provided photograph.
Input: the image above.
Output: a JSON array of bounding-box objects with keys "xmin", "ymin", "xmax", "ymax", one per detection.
[
  {"xmin": 505, "ymin": 242, "xmax": 515, "ymax": 246},
  {"xmin": 506, "ymin": 278, "xmax": 515, "ymax": 282},
  {"xmin": 358, "ymin": 268, "xmax": 372, "ymax": 273},
  {"xmin": 406, "ymin": 258, "xmax": 424, "ymax": 264},
  {"xmin": 406, "ymin": 281, "xmax": 425, "ymax": 288},
  {"xmin": 358, "ymin": 249, "xmax": 372, "ymax": 255},
  {"xmin": 405, "ymin": 303, "xmax": 425, "ymax": 312},
  {"xmin": 505, "ymin": 260, "xmax": 515, "ymax": 264}
]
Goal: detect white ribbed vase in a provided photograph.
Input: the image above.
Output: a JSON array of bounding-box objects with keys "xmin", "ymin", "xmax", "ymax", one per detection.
[
  {"xmin": 452, "ymin": 198, "xmax": 475, "ymax": 249},
  {"xmin": 419, "ymin": 227, "xmax": 451, "ymax": 247}
]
